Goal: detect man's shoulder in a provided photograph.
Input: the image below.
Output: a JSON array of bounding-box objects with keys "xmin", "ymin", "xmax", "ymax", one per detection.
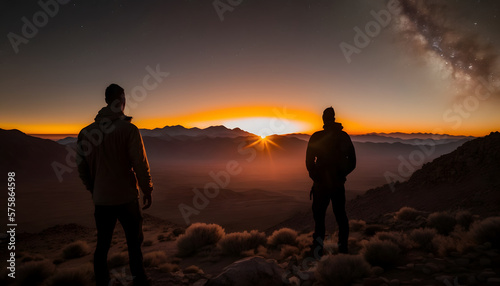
[{"xmin": 308, "ymin": 130, "xmax": 325, "ymax": 142}]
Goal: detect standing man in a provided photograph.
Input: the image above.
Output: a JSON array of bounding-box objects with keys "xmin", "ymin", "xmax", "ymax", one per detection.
[
  {"xmin": 77, "ymin": 84, "xmax": 153, "ymax": 286},
  {"xmin": 306, "ymin": 107, "xmax": 356, "ymax": 256}
]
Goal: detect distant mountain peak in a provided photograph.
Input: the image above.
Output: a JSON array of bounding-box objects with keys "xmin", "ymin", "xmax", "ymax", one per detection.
[{"xmin": 140, "ymin": 124, "xmax": 253, "ymax": 138}]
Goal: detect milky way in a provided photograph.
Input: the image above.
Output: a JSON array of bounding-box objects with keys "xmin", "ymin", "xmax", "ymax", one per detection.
[{"xmin": 395, "ymin": 0, "xmax": 499, "ymax": 97}]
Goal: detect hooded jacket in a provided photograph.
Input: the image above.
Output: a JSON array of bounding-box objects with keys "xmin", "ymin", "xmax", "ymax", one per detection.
[
  {"xmin": 77, "ymin": 106, "xmax": 153, "ymax": 205},
  {"xmin": 306, "ymin": 122, "xmax": 356, "ymax": 185}
]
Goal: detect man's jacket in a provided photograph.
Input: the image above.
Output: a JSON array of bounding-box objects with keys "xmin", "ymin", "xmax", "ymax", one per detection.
[
  {"xmin": 77, "ymin": 106, "xmax": 153, "ymax": 205},
  {"xmin": 306, "ymin": 122, "xmax": 356, "ymax": 187}
]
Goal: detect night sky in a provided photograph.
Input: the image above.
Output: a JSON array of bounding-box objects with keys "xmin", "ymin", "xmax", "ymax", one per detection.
[{"xmin": 1, "ymin": 0, "xmax": 499, "ymax": 136}]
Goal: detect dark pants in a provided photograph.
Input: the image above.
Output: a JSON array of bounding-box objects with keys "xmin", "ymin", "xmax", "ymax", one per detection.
[
  {"xmin": 94, "ymin": 199, "xmax": 146, "ymax": 285},
  {"xmin": 312, "ymin": 182, "xmax": 349, "ymax": 254}
]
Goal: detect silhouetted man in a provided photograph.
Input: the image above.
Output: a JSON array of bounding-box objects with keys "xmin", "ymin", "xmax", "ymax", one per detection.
[
  {"xmin": 77, "ymin": 84, "xmax": 153, "ymax": 286},
  {"xmin": 306, "ymin": 107, "xmax": 356, "ymax": 256}
]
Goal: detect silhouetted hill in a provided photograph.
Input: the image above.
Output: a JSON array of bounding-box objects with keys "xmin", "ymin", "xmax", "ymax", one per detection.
[
  {"xmin": 0, "ymin": 128, "xmax": 71, "ymax": 181},
  {"xmin": 348, "ymin": 131, "xmax": 500, "ymax": 221}
]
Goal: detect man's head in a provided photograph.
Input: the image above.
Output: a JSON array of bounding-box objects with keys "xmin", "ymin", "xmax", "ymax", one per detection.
[
  {"xmin": 105, "ymin": 84, "xmax": 125, "ymax": 112},
  {"xmin": 322, "ymin": 107, "xmax": 335, "ymax": 124}
]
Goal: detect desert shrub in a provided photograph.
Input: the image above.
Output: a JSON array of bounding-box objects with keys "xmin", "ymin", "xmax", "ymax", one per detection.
[
  {"xmin": 322, "ymin": 240, "xmax": 338, "ymax": 255},
  {"xmin": 108, "ymin": 252, "xmax": 128, "ymax": 268},
  {"xmin": 373, "ymin": 231, "xmax": 408, "ymax": 251},
  {"xmin": 16, "ymin": 260, "xmax": 55, "ymax": 286},
  {"xmin": 455, "ymin": 210, "xmax": 474, "ymax": 230},
  {"xmin": 361, "ymin": 239, "xmax": 401, "ymax": 268},
  {"xmin": 296, "ymin": 232, "xmax": 313, "ymax": 249},
  {"xmin": 432, "ymin": 235, "xmax": 458, "ymax": 257},
  {"xmin": 176, "ymin": 223, "xmax": 225, "ymax": 257},
  {"xmin": 349, "ymin": 219, "xmax": 366, "ymax": 232},
  {"xmin": 395, "ymin": 206, "xmax": 421, "ymax": 221},
  {"xmin": 218, "ymin": 230, "xmax": 266, "ymax": 256},
  {"xmin": 315, "ymin": 254, "xmax": 370, "ymax": 286},
  {"xmin": 280, "ymin": 245, "xmax": 300, "ymax": 259},
  {"xmin": 427, "ymin": 212, "xmax": 456, "ymax": 235},
  {"xmin": 158, "ymin": 263, "xmax": 180, "ymax": 273},
  {"xmin": 143, "ymin": 240, "xmax": 153, "ymax": 246},
  {"xmin": 409, "ymin": 228, "xmax": 437, "ymax": 252},
  {"xmin": 46, "ymin": 265, "xmax": 93, "ymax": 286},
  {"xmin": 364, "ymin": 224, "xmax": 385, "ymax": 236},
  {"xmin": 267, "ymin": 228, "xmax": 298, "ymax": 247},
  {"xmin": 256, "ymin": 245, "xmax": 269, "ymax": 257},
  {"xmin": 143, "ymin": 251, "xmax": 168, "ymax": 267},
  {"xmin": 469, "ymin": 216, "xmax": 500, "ymax": 248},
  {"xmin": 184, "ymin": 265, "xmax": 203, "ymax": 274},
  {"xmin": 62, "ymin": 240, "xmax": 90, "ymax": 260},
  {"xmin": 348, "ymin": 237, "xmax": 362, "ymax": 254}
]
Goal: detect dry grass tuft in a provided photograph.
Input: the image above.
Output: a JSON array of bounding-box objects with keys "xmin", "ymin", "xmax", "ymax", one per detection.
[
  {"xmin": 315, "ymin": 254, "xmax": 370, "ymax": 286},
  {"xmin": 395, "ymin": 206, "xmax": 421, "ymax": 221},
  {"xmin": 361, "ymin": 238, "xmax": 401, "ymax": 268},
  {"xmin": 267, "ymin": 228, "xmax": 298, "ymax": 247},
  {"xmin": 427, "ymin": 212, "xmax": 457, "ymax": 235},
  {"xmin": 143, "ymin": 251, "xmax": 168, "ymax": 267},
  {"xmin": 469, "ymin": 216, "xmax": 500, "ymax": 249},
  {"xmin": 409, "ymin": 228, "xmax": 437, "ymax": 252},
  {"xmin": 176, "ymin": 223, "xmax": 225, "ymax": 257},
  {"xmin": 218, "ymin": 230, "xmax": 266, "ymax": 256},
  {"xmin": 62, "ymin": 240, "xmax": 90, "ymax": 260},
  {"xmin": 349, "ymin": 219, "xmax": 366, "ymax": 232}
]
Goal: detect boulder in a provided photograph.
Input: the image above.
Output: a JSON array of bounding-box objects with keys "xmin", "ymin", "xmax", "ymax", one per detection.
[{"xmin": 206, "ymin": 256, "xmax": 287, "ymax": 286}]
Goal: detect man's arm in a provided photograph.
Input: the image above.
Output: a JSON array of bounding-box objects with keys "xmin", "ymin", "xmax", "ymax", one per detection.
[
  {"xmin": 306, "ymin": 134, "xmax": 319, "ymax": 181},
  {"xmin": 76, "ymin": 132, "xmax": 93, "ymax": 192},
  {"xmin": 343, "ymin": 133, "xmax": 356, "ymax": 175},
  {"xmin": 128, "ymin": 126, "xmax": 153, "ymax": 209}
]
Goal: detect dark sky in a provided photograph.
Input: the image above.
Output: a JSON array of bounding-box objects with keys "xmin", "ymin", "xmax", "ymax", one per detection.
[{"xmin": 1, "ymin": 0, "xmax": 499, "ymax": 135}]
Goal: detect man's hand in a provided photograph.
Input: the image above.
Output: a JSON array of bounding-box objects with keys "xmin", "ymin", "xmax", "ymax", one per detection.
[{"xmin": 142, "ymin": 193, "xmax": 152, "ymax": 210}]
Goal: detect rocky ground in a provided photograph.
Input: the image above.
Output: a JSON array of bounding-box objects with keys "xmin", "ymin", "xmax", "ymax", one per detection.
[{"xmin": 1, "ymin": 207, "xmax": 499, "ymax": 286}]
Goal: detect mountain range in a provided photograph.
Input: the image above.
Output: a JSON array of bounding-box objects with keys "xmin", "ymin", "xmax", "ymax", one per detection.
[
  {"xmin": 55, "ymin": 125, "xmax": 474, "ymax": 146},
  {"xmin": 0, "ymin": 126, "xmax": 495, "ymax": 233}
]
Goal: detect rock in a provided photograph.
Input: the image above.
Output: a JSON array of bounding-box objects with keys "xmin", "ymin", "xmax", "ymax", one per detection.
[
  {"xmin": 434, "ymin": 275, "xmax": 454, "ymax": 283},
  {"xmin": 480, "ymin": 257, "xmax": 492, "ymax": 266},
  {"xmin": 288, "ymin": 276, "xmax": 300, "ymax": 286},
  {"xmin": 413, "ymin": 264, "xmax": 424, "ymax": 272},
  {"xmin": 468, "ymin": 275, "xmax": 477, "ymax": 284},
  {"xmin": 486, "ymin": 251, "xmax": 498, "ymax": 257},
  {"xmin": 422, "ymin": 262, "xmax": 440, "ymax": 274},
  {"xmin": 363, "ymin": 277, "xmax": 386, "ymax": 286},
  {"xmin": 455, "ymin": 258, "xmax": 470, "ymax": 266},
  {"xmin": 388, "ymin": 279, "xmax": 400, "ymax": 286},
  {"xmin": 487, "ymin": 278, "xmax": 500, "ymax": 286},
  {"xmin": 406, "ymin": 263, "xmax": 414, "ymax": 269},
  {"xmin": 371, "ymin": 266, "xmax": 384, "ymax": 276},
  {"xmin": 206, "ymin": 256, "xmax": 287, "ymax": 286},
  {"xmin": 410, "ymin": 278, "xmax": 422, "ymax": 284},
  {"xmin": 193, "ymin": 279, "xmax": 208, "ymax": 286},
  {"xmin": 478, "ymin": 271, "xmax": 497, "ymax": 282}
]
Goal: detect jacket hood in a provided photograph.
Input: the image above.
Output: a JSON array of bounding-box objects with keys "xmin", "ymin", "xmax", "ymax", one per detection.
[
  {"xmin": 94, "ymin": 106, "xmax": 132, "ymax": 123},
  {"xmin": 323, "ymin": 122, "xmax": 343, "ymax": 133}
]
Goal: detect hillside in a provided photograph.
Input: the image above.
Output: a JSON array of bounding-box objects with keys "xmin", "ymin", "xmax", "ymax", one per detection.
[
  {"xmin": 267, "ymin": 132, "xmax": 499, "ymax": 233},
  {"xmin": 348, "ymin": 131, "xmax": 500, "ymax": 221}
]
